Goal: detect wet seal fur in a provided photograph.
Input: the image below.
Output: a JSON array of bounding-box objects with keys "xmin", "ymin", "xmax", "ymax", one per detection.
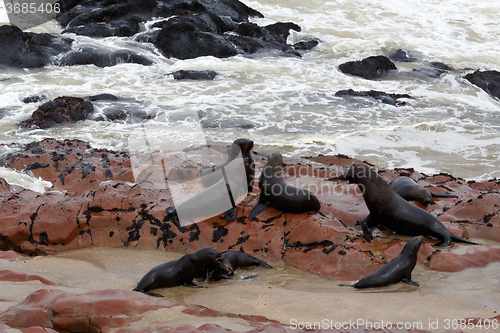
[
  {"xmin": 202, "ymin": 138, "xmax": 255, "ymax": 193},
  {"xmin": 390, "ymin": 176, "xmax": 456, "ymax": 205},
  {"xmin": 339, "ymin": 165, "xmax": 477, "ymax": 247},
  {"xmin": 210, "ymin": 251, "xmax": 272, "ymax": 281},
  {"xmin": 248, "ymin": 152, "xmax": 321, "ymax": 219},
  {"xmin": 133, "ymin": 247, "xmax": 229, "ymax": 297},
  {"xmin": 341, "ymin": 236, "xmax": 424, "ymax": 288}
]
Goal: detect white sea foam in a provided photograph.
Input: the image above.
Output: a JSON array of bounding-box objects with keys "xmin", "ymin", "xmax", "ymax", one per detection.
[
  {"xmin": 0, "ymin": 0, "xmax": 499, "ymax": 180},
  {"xmin": 0, "ymin": 167, "xmax": 52, "ymax": 193}
]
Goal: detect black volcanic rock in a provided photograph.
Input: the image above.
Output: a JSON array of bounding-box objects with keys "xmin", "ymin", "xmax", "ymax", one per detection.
[
  {"xmin": 170, "ymin": 70, "xmax": 218, "ymax": 81},
  {"xmin": 19, "ymin": 97, "xmax": 94, "ymax": 129},
  {"xmin": 0, "ymin": 25, "xmax": 72, "ymax": 68},
  {"xmin": 0, "ymin": 25, "xmax": 151, "ymax": 69},
  {"xmin": 464, "ymin": 70, "xmax": 500, "ymax": 100},
  {"xmin": 55, "ymin": 0, "xmax": 305, "ymax": 60},
  {"xmin": 339, "ymin": 56, "xmax": 397, "ymax": 80},
  {"xmin": 335, "ymin": 89, "xmax": 414, "ymax": 106}
]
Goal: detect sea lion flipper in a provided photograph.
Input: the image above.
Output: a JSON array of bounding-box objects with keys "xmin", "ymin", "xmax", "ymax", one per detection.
[
  {"xmin": 224, "ymin": 207, "xmax": 238, "ymax": 223},
  {"xmin": 361, "ymin": 214, "xmax": 377, "ymax": 242},
  {"xmin": 166, "ymin": 206, "xmax": 187, "ymax": 233},
  {"xmin": 248, "ymin": 200, "xmax": 270, "ymax": 220},
  {"xmin": 133, "ymin": 288, "xmax": 164, "ymax": 298},
  {"xmin": 402, "ymin": 278, "xmax": 419, "ymax": 287},
  {"xmin": 183, "ymin": 281, "xmax": 205, "ymax": 288}
]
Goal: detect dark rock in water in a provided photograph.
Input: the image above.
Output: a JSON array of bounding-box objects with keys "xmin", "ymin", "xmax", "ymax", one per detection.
[
  {"xmin": 0, "ymin": 108, "xmax": 10, "ymax": 119},
  {"xmin": 293, "ymin": 39, "xmax": 319, "ymax": 50},
  {"xmin": 57, "ymin": 48, "xmax": 152, "ymax": 67},
  {"xmin": 464, "ymin": 70, "xmax": 500, "ymax": 100},
  {"xmin": 55, "ymin": 0, "xmax": 305, "ymax": 60},
  {"xmin": 0, "ymin": 25, "xmax": 73, "ymax": 68},
  {"xmin": 170, "ymin": 70, "xmax": 217, "ymax": 81},
  {"xmin": 22, "ymin": 94, "xmax": 48, "ymax": 104},
  {"xmin": 388, "ymin": 49, "xmax": 417, "ymax": 62},
  {"xmin": 335, "ymin": 89, "xmax": 414, "ymax": 106},
  {"xmin": 0, "ymin": 24, "xmax": 151, "ymax": 68},
  {"xmin": 63, "ymin": 17, "xmax": 143, "ymax": 38},
  {"xmin": 97, "ymin": 108, "xmax": 151, "ymax": 122},
  {"xmin": 19, "ymin": 96, "xmax": 94, "ymax": 129},
  {"xmin": 85, "ymin": 94, "xmax": 121, "ymax": 102},
  {"xmin": 409, "ymin": 67, "xmax": 445, "ymax": 79},
  {"xmin": 338, "ymin": 56, "xmax": 397, "ymax": 80},
  {"xmin": 430, "ymin": 61, "xmax": 451, "ymax": 71}
]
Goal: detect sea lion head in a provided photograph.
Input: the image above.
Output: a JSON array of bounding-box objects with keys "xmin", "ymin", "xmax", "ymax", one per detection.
[
  {"xmin": 402, "ymin": 235, "xmax": 424, "ymax": 257},
  {"xmin": 339, "ymin": 165, "xmax": 378, "ymax": 184},
  {"xmin": 228, "ymin": 138, "xmax": 254, "ymax": 160},
  {"xmin": 269, "ymin": 152, "xmax": 284, "ymax": 167},
  {"xmin": 193, "ymin": 247, "xmax": 223, "ymax": 267}
]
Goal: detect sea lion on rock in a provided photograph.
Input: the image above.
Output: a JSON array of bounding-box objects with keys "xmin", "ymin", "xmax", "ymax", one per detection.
[
  {"xmin": 248, "ymin": 152, "xmax": 321, "ymax": 219},
  {"xmin": 202, "ymin": 138, "xmax": 255, "ymax": 193},
  {"xmin": 389, "ymin": 176, "xmax": 456, "ymax": 205},
  {"xmin": 342, "ymin": 236, "xmax": 424, "ymax": 288},
  {"xmin": 210, "ymin": 251, "xmax": 272, "ymax": 281},
  {"xmin": 133, "ymin": 247, "xmax": 229, "ymax": 297},
  {"xmin": 339, "ymin": 165, "xmax": 477, "ymax": 247}
]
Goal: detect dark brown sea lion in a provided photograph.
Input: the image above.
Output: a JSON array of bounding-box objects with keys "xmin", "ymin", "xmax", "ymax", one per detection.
[
  {"xmin": 210, "ymin": 251, "xmax": 272, "ymax": 281},
  {"xmin": 389, "ymin": 176, "xmax": 456, "ymax": 205},
  {"xmin": 339, "ymin": 165, "xmax": 477, "ymax": 247},
  {"xmin": 248, "ymin": 152, "xmax": 321, "ymax": 219},
  {"xmin": 202, "ymin": 138, "xmax": 255, "ymax": 193},
  {"xmin": 341, "ymin": 236, "xmax": 424, "ymax": 288},
  {"xmin": 133, "ymin": 247, "xmax": 230, "ymax": 297}
]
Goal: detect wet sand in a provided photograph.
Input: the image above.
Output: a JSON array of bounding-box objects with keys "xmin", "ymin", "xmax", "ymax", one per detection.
[{"xmin": 1, "ymin": 247, "xmax": 499, "ymax": 332}]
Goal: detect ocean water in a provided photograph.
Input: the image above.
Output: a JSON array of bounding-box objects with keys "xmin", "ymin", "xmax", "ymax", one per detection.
[{"xmin": 0, "ymin": 0, "xmax": 499, "ymax": 181}]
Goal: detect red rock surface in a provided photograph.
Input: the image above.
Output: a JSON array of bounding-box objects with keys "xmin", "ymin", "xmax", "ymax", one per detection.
[
  {"xmin": 0, "ymin": 139, "xmax": 489, "ymax": 333},
  {"xmin": 0, "ymin": 138, "xmax": 498, "ymax": 278},
  {"xmin": 0, "ymin": 270, "xmax": 56, "ymax": 285},
  {"xmin": 0, "ymin": 288, "xmax": 448, "ymax": 333}
]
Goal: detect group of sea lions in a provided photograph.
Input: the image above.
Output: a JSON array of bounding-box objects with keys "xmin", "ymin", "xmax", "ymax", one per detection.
[{"xmin": 134, "ymin": 138, "xmax": 478, "ymax": 295}]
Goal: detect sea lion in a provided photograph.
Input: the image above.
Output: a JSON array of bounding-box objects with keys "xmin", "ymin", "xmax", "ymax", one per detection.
[
  {"xmin": 339, "ymin": 165, "xmax": 477, "ymax": 247},
  {"xmin": 389, "ymin": 176, "xmax": 456, "ymax": 205},
  {"xmin": 133, "ymin": 247, "xmax": 230, "ymax": 297},
  {"xmin": 248, "ymin": 152, "xmax": 321, "ymax": 219},
  {"xmin": 167, "ymin": 156, "xmax": 248, "ymax": 229},
  {"xmin": 202, "ymin": 138, "xmax": 255, "ymax": 193},
  {"xmin": 210, "ymin": 251, "xmax": 272, "ymax": 281},
  {"xmin": 342, "ymin": 236, "xmax": 424, "ymax": 288}
]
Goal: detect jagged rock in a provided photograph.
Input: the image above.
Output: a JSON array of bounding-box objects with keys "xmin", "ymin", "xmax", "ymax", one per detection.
[
  {"xmin": 55, "ymin": 0, "xmax": 304, "ymax": 59},
  {"xmin": 464, "ymin": 70, "xmax": 500, "ymax": 100},
  {"xmin": 170, "ymin": 70, "xmax": 218, "ymax": 81},
  {"xmin": 19, "ymin": 97, "xmax": 94, "ymax": 129},
  {"xmin": 388, "ymin": 49, "xmax": 417, "ymax": 62},
  {"xmin": 0, "ymin": 139, "xmax": 498, "ymax": 279},
  {"xmin": 22, "ymin": 94, "xmax": 48, "ymax": 104},
  {"xmin": 338, "ymin": 55, "xmax": 397, "ymax": 80},
  {"xmin": 0, "ymin": 25, "xmax": 152, "ymax": 69},
  {"xmin": 335, "ymin": 89, "xmax": 414, "ymax": 106}
]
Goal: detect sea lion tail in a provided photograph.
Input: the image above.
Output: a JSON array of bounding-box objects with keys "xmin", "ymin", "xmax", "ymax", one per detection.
[{"xmin": 450, "ymin": 234, "xmax": 479, "ymax": 245}]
